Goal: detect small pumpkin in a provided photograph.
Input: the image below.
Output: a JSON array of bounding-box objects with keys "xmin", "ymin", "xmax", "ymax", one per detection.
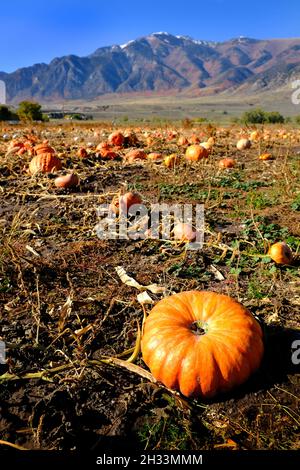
[
  {"xmin": 124, "ymin": 149, "xmax": 147, "ymax": 163},
  {"xmin": 185, "ymin": 145, "xmax": 208, "ymax": 162},
  {"xmin": 177, "ymin": 136, "xmax": 189, "ymax": 146},
  {"xmin": 29, "ymin": 154, "xmax": 62, "ymax": 175},
  {"xmin": 141, "ymin": 291, "xmax": 264, "ymax": 398},
  {"xmin": 54, "ymin": 173, "xmax": 79, "ymax": 188},
  {"xmin": 108, "ymin": 131, "xmax": 125, "ymax": 147},
  {"xmin": 77, "ymin": 147, "xmax": 88, "ymax": 158},
  {"xmin": 268, "ymin": 242, "xmax": 293, "ymax": 265},
  {"xmin": 259, "ymin": 153, "xmax": 273, "ymax": 161},
  {"xmin": 147, "ymin": 152, "xmax": 162, "ymax": 161},
  {"xmin": 96, "ymin": 142, "xmax": 111, "ymax": 152},
  {"xmin": 164, "ymin": 154, "xmax": 178, "ymax": 168},
  {"xmin": 99, "ymin": 149, "xmax": 118, "ymax": 159},
  {"xmin": 236, "ymin": 138, "xmax": 251, "ymax": 150},
  {"xmin": 173, "ymin": 223, "xmax": 197, "ymax": 242},
  {"xmin": 110, "ymin": 191, "xmax": 142, "ymax": 216},
  {"xmin": 219, "ymin": 158, "xmax": 235, "ymax": 169}
]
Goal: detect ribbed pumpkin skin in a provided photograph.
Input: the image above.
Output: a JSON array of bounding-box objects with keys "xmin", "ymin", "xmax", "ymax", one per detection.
[
  {"xmin": 141, "ymin": 291, "xmax": 264, "ymax": 398},
  {"xmin": 29, "ymin": 154, "xmax": 62, "ymax": 174},
  {"xmin": 35, "ymin": 144, "xmax": 56, "ymax": 155}
]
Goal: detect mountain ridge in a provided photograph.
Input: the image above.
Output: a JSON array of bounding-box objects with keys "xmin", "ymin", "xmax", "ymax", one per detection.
[{"xmin": 1, "ymin": 32, "xmax": 300, "ymax": 103}]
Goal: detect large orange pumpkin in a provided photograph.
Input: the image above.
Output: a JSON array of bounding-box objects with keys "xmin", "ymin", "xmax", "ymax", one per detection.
[
  {"xmin": 141, "ymin": 291, "xmax": 264, "ymax": 398},
  {"xmin": 29, "ymin": 154, "xmax": 62, "ymax": 175},
  {"xmin": 185, "ymin": 145, "xmax": 208, "ymax": 162}
]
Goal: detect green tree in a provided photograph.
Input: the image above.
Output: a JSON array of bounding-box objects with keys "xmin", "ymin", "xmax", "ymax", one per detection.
[
  {"xmin": 241, "ymin": 108, "xmax": 266, "ymax": 124},
  {"xmin": 17, "ymin": 101, "xmax": 43, "ymax": 121},
  {"xmin": 265, "ymin": 111, "xmax": 285, "ymax": 124},
  {"xmin": 242, "ymin": 108, "xmax": 285, "ymax": 124},
  {"xmin": 0, "ymin": 105, "xmax": 17, "ymax": 121}
]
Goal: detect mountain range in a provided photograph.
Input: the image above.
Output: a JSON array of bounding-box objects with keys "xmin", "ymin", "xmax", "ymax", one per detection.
[{"xmin": 1, "ymin": 32, "xmax": 300, "ymax": 103}]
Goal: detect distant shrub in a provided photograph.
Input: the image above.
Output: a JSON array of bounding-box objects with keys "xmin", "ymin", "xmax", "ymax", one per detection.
[
  {"xmin": 265, "ymin": 111, "xmax": 285, "ymax": 124},
  {"xmin": 241, "ymin": 108, "xmax": 285, "ymax": 124},
  {"xmin": 295, "ymin": 115, "xmax": 300, "ymax": 125},
  {"xmin": 17, "ymin": 101, "xmax": 43, "ymax": 121},
  {"xmin": 0, "ymin": 105, "xmax": 17, "ymax": 121},
  {"xmin": 242, "ymin": 108, "xmax": 266, "ymax": 124}
]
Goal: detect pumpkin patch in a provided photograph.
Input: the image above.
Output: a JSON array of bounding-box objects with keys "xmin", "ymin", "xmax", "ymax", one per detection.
[{"xmin": 0, "ymin": 120, "xmax": 299, "ymax": 452}]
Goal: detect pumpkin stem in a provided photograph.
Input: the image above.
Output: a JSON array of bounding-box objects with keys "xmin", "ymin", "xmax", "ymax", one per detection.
[{"xmin": 191, "ymin": 320, "xmax": 206, "ymax": 335}]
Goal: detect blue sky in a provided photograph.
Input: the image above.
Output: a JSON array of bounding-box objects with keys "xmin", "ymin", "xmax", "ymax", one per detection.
[{"xmin": 1, "ymin": 0, "xmax": 299, "ymax": 72}]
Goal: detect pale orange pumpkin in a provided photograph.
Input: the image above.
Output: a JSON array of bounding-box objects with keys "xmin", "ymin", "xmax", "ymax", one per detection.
[
  {"xmin": 96, "ymin": 142, "xmax": 111, "ymax": 152},
  {"xmin": 268, "ymin": 242, "xmax": 293, "ymax": 265},
  {"xmin": 124, "ymin": 149, "xmax": 147, "ymax": 163},
  {"xmin": 236, "ymin": 138, "xmax": 251, "ymax": 150},
  {"xmin": 185, "ymin": 145, "xmax": 208, "ymax": 162},
  {"xmin": 219, "ymin": 158, "xmax": 235, "ymax": 169},
  {"xmin": 110, "ymin": 192, "xmax": 142, "ymax": 215},
  {"xmin": 177, "ymin": 136, "xmax": 189, "ymax": 146},
  {"xmin": 173, "ymin": 223, "xmax": 197, "ymax": 242},
  {"xmin": 29, "ymin": 154, "xmax": 62, "ymax": 175},
  {"xmin": 54, "ymin": 173, "xmax": 79, "ymax": 188},
  {"xmin": 141, "ymin": 291, "xmax": 264, "ymax": 398}
]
